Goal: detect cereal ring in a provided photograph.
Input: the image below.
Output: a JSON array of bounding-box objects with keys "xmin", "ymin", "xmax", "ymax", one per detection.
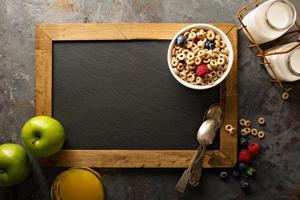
[
  {"xmin": 244, "ymin": 127, "xmax": 251, "ymax": 133},
  {"xmin": 205, "ymin": 73, "xmax": 213, "ymax": 79},
  {"xmin": 186, "ymin": 59, "xmax": 195, "ymax": 65},
  {"xmin": 217, "ymin": 70, "xmax": 223, "ymax": 77},
  {"xmin": 186, "ymin": 41, "xmax": 193, "ymax": 49},
  {"xmin": 213, "ymin": 47, "xmax": 220, "ymax": 53},
  {"xmin": 183, "ymin": 66, "xmax": 190, "ymax": 74},
  {"xmin": 210, "ymin": 60, "xmax": 218, "ymax": 68},
  {"xmin": 217, "ymin": 57, "xmax": 225, "ymax": 65},
  {"xmin": 203, "ymin": 53, "xmax": 210, "ymax": 60},
  {"xmin": 207, "ymin": 64, "xmax": 213, "ymax": 71},
  {"xmin": 282, "ymin": 92, "xmax": 289, "ymax": 100},
  {"xmin": 188, "ymin": 64, "xmax": 196, "ymax": 70},
  {"xmin": 182, "ymin": 49, "xmax": 189, "ymax": 55},
  {"xmin": 221, "ymin": 48, "xmax": 229, "ymax": 55},
  {"xmin": 221, "ymin": 64, "xmax": 228, "ymax": 71},
  {"xmin": 239, "ymin": 119, "xmax": 247, "ymax": 126},
  {"xmin": 176, "ymin": 63, "xmax": 184, "ymax": 71},
  {"xmin": 258, "ymin": 117, "xmax": 266, "ymax": 125},
  {"xmin": 200, "ymin": 38, "xmax": 207, "ymax": 43},
  {"xmin": 258, "ymin": 131, "xmax": 265, "ymax": 139},
  {"xmin": 245, "ymin": 120, "xmax": 251, "ymax": 127},
  {"xmin": 190, "ymin": 28, "xmax": 198, "ymax": 33},
  {"xmin": 215, "ymin": 34, "xmax": 221, "ymax": 41},
  {"xmin": 225, "ymin": 124, "xmax": 233, "ymax": 131},
  {"xmin": 172, "ymin": 48, "xmax": 177, "ymax": 56},
  {"xmin": 177, "ymin": 53, "xmax": 186, "ymax": 61},
  {"xmin": 203, "ymin": 59, "xmax": 211, "ymax": 64},
  {"xmin": 251, "ymin": 128, "xmax": 258, "ymax": 136},
  {"xmin": 229, "ymin": 127, "xmax": 236, "ymax": 135},
  {"xmin": 208, "ymin": 80, "xmax": 215, "ymax": 85},
  {"xmin": 195, "ymin": 56, "xmax": 202, "ymax": 65},
  {"xmin": 187, "ymin": 52, "xmax": 195, "ymax": 60},
  {"xmin": 207, "ymin": 30, "xmax": 215, "ymax": 41},
  {"xmin": 183, "ymin": 31, "xmax": 190, "ymax": 37},
  {"xmin": 178, "ymin": 47, "xmax": 184, "ymax": 52},
  {"xmin": 193, "ymin": 48, "xmax": 200, "ymax": 55},
  {"xmin": 211, "ymin": 71, "xmax": 217, "ymax": 77},
  {"xmin": 197, "ymin": 49, "xmax": 206, "ymax": 57},
  {"xmin": 171, "ymin": 58, "xmax": 179, "ymax": 67},
  {"xmin": 173, "ymin": 68, "xmax": 179, "ymax": 75},
  {"xmin": 240, "ymin": 129, "xmax": 249, "ymax": 136},
  {"xmin": 196, "ymin": 29, "xmax": 206, "ymax": 39},
  {"xmin": 213, "ymin": 76, "xmax": 218, "ymax": 81},
  {"xmin": 179, "ymin": 71, "xmax": 187, "ymax": 80},
  {"xmin": 188, "ymin": 32, "xmax": 197, "ymax": 40},
  {"xmin": 215, "ymin": 40, "xmax": 220, "ymax": 47},
  {"xmin": 196, "ymin": 76, "xmax": 202, "ymax": 84},
  {"xmin": 220, "ymin": 41, "xmax": 226, "ymax": 48},
  {"xmin": 175, "ymin": 45, "xmax": 180, "ymax": 50},
  {"xmin": 187, "ymin": 73, "xmax": 196, "ymax": 82}
]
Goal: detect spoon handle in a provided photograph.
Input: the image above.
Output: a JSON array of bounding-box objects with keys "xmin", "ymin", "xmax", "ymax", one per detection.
[
  {"xmin": 175, "ymin": 145, "xmax": 203, "ymax": 193},
  {"xmin": 189, "ymin": 144, "xmax": 207, "ymax": 187}
]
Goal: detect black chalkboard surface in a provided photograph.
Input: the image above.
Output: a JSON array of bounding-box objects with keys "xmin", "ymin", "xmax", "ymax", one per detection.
[{"xmin": 52, "ymin": 41, "xmax": 220, "ymax": 151}]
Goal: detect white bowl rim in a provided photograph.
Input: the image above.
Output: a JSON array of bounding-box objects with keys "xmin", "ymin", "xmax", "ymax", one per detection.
[{"xmin": 167, "ymin": 23, "xmax": 234, "ymax": 90}]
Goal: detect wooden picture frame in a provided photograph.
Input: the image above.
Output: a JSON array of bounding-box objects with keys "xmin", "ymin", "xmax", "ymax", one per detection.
[{"xmin": 35, "ymin": 23, "xmax": 238, "ymax": 168}]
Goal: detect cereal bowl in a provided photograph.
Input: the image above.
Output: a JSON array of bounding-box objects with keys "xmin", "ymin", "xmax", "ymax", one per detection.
[{"xmin": 167, "ymin": 24, "xmax": 234, "ymax": 90}]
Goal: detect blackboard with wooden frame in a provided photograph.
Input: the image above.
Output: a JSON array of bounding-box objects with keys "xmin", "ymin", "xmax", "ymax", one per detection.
[{"xmin": 35, "ymin": 23, "xmax": 238, "ymax": 168}]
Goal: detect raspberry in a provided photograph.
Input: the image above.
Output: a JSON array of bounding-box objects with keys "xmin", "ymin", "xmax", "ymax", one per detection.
[
  {"xmin": 196, "ymin": 64, "xmax": 209, "ymax": 77},
  {"xmin": 247, "ymin": 142, "xmax": 260, "ymax": 156},
  {"xmin": 239, "ymin": 149, "xmax": 252, "ymax": 163}
]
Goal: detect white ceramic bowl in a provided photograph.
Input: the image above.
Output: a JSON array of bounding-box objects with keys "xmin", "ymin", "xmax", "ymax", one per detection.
[{"xmin": 167, "ymin": 24, "xmax": 234, "ymax": 90}]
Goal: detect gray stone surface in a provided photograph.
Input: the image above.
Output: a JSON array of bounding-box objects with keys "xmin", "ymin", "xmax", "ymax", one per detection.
[{"xmin": 1, "ymin": 0, "xmax": 300, "ymax": 199}]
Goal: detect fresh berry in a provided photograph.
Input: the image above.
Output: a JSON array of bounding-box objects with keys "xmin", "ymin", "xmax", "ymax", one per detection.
[
  {"xmin": 196, "ymin": 64, "xmax": 209, "ymax": 77},
  {"xmin": 239, "ymin": 137, "xmax": 248, "ymax": 149},
  {"xmin": 240, "ymin": 180, "xmax": 250, "ymax": 190},
  {"xmin": 176, "ymin": 35, "xmax": 186, "ymax": 47},
  {"xmin": 232, "ymin": 170, "xmax": 240, "ymax": 179},
  {"xmin": 239, "ymin": 149, "xmax": 252, "ymax": 163},
  {"xmin": 219, "ymin": 171, "xmax": 228, "ymax": 180},
  {"xmin": 247, "ymin": 142, "xmax": 260, "ymax": 156},
  {"xmin": 205, "ymin": 41, "xmax": 215, "ymax": 50},
  {"xmin": 238, "ymin": 162, "xmax": 248, "ymax": 171}
]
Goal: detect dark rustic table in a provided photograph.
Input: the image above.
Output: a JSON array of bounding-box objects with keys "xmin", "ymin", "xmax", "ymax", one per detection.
[{"xmin": 0, "ymin": 0, "xmax": 300, "ymax": 199}]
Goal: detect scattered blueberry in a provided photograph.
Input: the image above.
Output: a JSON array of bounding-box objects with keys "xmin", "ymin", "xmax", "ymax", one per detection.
[
  {"xmin": 239, "ymin": 137, "xmax": 248, "ymax": 148},
  {"xmin": 205, "ymin": 41, "xmax": 215, "ymax": 50},
  {"xmin": 238, "ymin": 162, "xmax": 248, "ymax": 171},
  {"xmin": 232, "ymin": 170, "xmax": 240, "ymax": 179},
  {"xmin": 240, "ymin": 180, "xmax": 250, "ymax": 190},
  {"xmin": 176, "ymin": 35, "xmax": 186, "ymax": 47},
  {"xmin": 219, "ymin": 171, "xmax": 229, "ymax": 180}
]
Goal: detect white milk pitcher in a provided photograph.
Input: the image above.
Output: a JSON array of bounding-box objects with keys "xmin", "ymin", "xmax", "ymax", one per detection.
[
  {"xmin": 242, "ymin": 0, "xmax": 297, "ymax": 44},
  {"xmin": 265, "ymin": 42, "xmax": 300, "ymax": 82}
]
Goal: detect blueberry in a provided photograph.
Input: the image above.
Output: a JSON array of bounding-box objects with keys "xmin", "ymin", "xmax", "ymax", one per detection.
[
  {"xmin": 232, "ymin": 170, "xmax": 240, "ymax": 179},
  {"xmin": 240, "ymin": 180, "xmax": 250, "ymax": 189},
  {"xmin": 219, "ymin": 171, "xmax": 228, "ymax": 180},
  {"xmin": 176, "ymin": 35, "xmax": 186, "ymax": 46},
  {"xmin": 238, "ymin": 163, "xmax": 248, "ymax": 171},
  {"xmin": 205, "ymin": 41, "xmax": 215, "ymax": 50},
  {"xmin": 239, "ymin": 137, "xmax": 248, "ymax": 148}
]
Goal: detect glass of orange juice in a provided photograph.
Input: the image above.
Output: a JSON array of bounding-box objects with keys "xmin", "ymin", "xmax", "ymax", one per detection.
[{"xmin": 51, "ymin": 167, "xmax": 105, "ymax": 200}]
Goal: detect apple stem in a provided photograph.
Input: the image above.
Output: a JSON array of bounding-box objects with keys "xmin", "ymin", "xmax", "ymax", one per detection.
[
  {"xmin": 32, "ymin": 138, "xmax": 40, "ymax": 145},
  {"xmin": 0, "ymin": 169, "xmax": 6, "ymax": 173}
]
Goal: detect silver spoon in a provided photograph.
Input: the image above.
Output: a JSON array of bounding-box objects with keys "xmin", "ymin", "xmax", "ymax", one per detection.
[{"xmin": 175, "ymin": 104, "xmax": 223, "ymax": 193}]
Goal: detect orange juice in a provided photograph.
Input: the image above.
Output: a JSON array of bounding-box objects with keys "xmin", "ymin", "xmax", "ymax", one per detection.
[{"xmin": 51, "ymin": 168, "xmax": 105, "ymax": 200}]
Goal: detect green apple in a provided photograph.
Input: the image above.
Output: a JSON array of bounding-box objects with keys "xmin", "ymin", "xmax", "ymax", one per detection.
[
  {"xmin": 0, "ymin": 143, "xmax": 31, "ymax": 187},
  {"xmin": 21, "ymin": 116, "xmax": 65, "ymax": 157}
]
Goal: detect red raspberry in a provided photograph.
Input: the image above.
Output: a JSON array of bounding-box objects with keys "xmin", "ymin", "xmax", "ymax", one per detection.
[
  {"xmin": 196, "ymin": 64, "xmax": 209, "ymax": 77},
  {"xmin": 239, "ymin": 149, "xmax": 252, "ymax": 163},
  {"xmin": 248, "ymin": 142, "xmax": 260, "ymax": 156}
]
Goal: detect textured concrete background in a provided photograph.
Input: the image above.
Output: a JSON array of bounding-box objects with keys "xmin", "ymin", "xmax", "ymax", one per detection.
[{"xmin": 1, "ymin": 0, "xmax": 300, "ymax": 199}]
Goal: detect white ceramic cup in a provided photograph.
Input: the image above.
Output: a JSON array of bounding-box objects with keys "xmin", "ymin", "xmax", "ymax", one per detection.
[{"xmin": 167, "ymin": 24, "xmax": 234, "ymax": 90}]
